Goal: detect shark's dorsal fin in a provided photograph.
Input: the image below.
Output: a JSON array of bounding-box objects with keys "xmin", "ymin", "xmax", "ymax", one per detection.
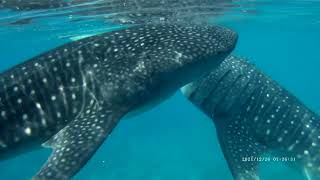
[{"xmin": 33, "ymin": 106, "xmax": 128, "ymax": 180}]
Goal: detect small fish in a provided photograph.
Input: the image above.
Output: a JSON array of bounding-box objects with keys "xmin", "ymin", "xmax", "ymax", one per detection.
[
  {"xmin": 0, "ymin": 24, "xmax": 237, "ymax": 179},
  {"xmin": 182, "ymin": 56, "xmax": 320, "ymax": 180},
  {"xmin": 9, "ymin": 17, "xmax": 33, "ymax": 25}
]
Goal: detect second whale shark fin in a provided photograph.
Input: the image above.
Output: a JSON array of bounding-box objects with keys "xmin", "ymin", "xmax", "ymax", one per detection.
[
  {"xmin": 33, "ymin": 106, "xmax": 128, "ymax": 180},
  {"xmin": 215, "ymin": 116, "xmax": 268, "ymax": 180}
]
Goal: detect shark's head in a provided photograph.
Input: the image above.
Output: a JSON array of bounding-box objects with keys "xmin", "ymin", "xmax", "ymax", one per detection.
[
  {"xmin": 87, "ymin": 24, "xmax": 237, "ymax": 105},
  {"xmin": 148, "ymin": 24, "xmax": 238, "ymax": 88}
]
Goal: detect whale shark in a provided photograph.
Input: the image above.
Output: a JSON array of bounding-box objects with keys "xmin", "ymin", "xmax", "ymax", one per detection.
[
  {"xmin": 182, "ymin": 56, "xmax": 320, "ymax": 180},
  {"xmin": 0, "ymin": 24, "xmax": 237, "ymax": 179}
]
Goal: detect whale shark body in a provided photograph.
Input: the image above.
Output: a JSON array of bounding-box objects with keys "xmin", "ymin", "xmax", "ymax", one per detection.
[
  {"xmin": 182, "ymin": 56, "xmax": 320, "ymax": 180},
  {"xmin": 0, "ymin": 24, "xmax": 237, "ymax": 179}
]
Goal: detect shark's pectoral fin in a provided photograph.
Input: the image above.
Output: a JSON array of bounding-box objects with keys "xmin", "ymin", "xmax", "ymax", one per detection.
[
  {"xmin": 215, "ymin": 116, "xmax": 268, "ymax": 180},
  {"xmin": 33, "ymin": 107, "xmax": 128, "ymax": 180}
]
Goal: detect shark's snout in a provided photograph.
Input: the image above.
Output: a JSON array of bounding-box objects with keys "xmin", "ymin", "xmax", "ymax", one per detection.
[
  {"xmin": 215, "ymin": 26, "xmax": 238, "ymax": 55},
  {"xmin": 190, "ymin": 26, "xmax": 238, "ymax": 77}
]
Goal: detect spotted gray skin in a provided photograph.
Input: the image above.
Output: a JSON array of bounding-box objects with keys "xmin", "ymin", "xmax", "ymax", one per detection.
[
  {"xmin": 0, "ymin": 24, "xmax": 237, "ymax": 179},
  {"xmin": 182, "ymin": 56, "xmax": 320, "ymax": 180}
]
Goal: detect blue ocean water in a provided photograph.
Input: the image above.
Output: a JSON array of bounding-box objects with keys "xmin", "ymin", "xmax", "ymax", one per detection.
[{"xmin": 0, "ymin": 1, "xmax": 320, "ymax": 179}]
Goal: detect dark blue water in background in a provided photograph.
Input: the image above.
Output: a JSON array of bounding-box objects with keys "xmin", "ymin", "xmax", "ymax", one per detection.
[{"xmin": 0, "ymin": 1, "xmax": 320, "ymax": 179}]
